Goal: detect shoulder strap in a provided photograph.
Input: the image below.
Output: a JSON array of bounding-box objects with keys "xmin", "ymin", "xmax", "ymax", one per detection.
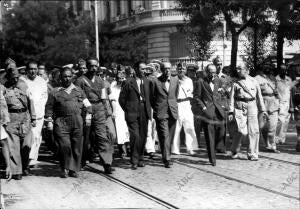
[
  {"xmin": 235, "ymin": 80, "xmax": 255, "ymax": 99},
  {"xmin": 82, "ymin": 77, "xmax": 102, "ymax": 99}
]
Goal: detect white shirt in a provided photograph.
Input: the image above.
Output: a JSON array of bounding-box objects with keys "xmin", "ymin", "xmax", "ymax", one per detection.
[
  {"xmin": 276, "ymin": 75, "xmax": 294, "ymax": 103},
  {"xmin": 178, "ymin": 76, "xmax": 193, "ymax": 99},
  {"xmin": 164, "ymin": 77, "xmax": 170, "ymax": 92},
  {"xmin": 24, "ymin": 76, "xmax": 48, "ymax": 119},
  {"xmin": 136, "ymin": 77, "xmax": 144, "ymax": 100},
  {"xmin": 209, "ymin": 82, "xmax": 214, "ymax": 92}
]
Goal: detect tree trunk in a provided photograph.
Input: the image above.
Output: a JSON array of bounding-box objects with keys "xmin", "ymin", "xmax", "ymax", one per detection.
[
  {"xmin": 231, "ymin": 32, "xmax": 239, "ymax": 71},
  {"xmin": 277, "ymin": 24, "xmax": 284, "ymax": 68}
]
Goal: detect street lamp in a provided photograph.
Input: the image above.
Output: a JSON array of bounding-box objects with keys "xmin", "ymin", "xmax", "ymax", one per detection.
[{"xmin": 94, "ymin": 0, "xmax": 99, "ymax": 60}]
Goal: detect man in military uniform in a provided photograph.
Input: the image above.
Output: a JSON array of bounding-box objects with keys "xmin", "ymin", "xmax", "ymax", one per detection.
[
  {"xmin": 229, "ymin": 64, "xmax": 267, "ymax": 160},
  {"xmin": 3, "ymin": 66, "xmax": 36, "ymax": 180},
  {"xmin": 255, "ymin": 61, "xmax": 280, "ymax": 153},
  {"xmin": 74, "ymin": 57, "xmax": 114, "ymax": 174}
]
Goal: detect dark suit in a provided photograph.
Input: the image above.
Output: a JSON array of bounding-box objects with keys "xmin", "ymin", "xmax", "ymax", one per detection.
[
  {"xmin": 119, "ymin": 77, "xmax": 151, "ymax": 165},
  {"xmin": 150, "ymin": 75, "xmax": 179, "ymax": 164},
  {"xmin": 192, "ymin": 77, "xmax": 225, "ymax": 164}
]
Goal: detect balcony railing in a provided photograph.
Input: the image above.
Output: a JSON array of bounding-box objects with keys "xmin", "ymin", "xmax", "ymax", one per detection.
[{"xmin": 112, "ymin": 9, "xmax": 185, "ymax": 31}]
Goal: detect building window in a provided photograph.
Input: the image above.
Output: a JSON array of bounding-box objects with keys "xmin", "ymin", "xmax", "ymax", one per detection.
[
  {"xmin": 170, "ymin": 32, "xmax": 190, "ymax": 58},
  {"xmin": 128, "ymin": 0, "xmax": 133, "ymax": 16},
  {"xmin": 143, "ymin": 0, "xmax": 151, "ymax": 10},
  {"xmin": 116, "ymin": 0, "xmax": 121, "ymax": 16},
  {"xmin": 105, "ymin": 0, "xmax": 110, "ymax": 22}
]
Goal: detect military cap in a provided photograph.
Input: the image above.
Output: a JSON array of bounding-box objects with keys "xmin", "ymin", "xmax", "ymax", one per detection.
[
  {"xmin": 5, "ymin": 57, "xmax": 16, "ymax": 70},
  {"xmin": 17, "ymin": 66, "xmax": 26, "ymax": 70},
  {"xmin": 62, "ymin": 64, "xmax": 74, "ymax": 69}
]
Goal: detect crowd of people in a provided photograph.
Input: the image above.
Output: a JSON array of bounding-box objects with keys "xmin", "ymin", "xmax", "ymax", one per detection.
[{"xmin": 0, "ymin": 56, "xmax": 300, "ymax": 180}]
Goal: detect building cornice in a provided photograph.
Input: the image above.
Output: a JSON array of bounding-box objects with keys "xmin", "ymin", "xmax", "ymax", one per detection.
[{"xmin": 112, "ymin": 9, "xmax": 186, "ymax": 33}]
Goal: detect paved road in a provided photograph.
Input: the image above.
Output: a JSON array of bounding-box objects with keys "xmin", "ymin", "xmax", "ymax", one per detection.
[{"xmin": 2, "ymin": 133, "xmax": 299, "ymax": 209}]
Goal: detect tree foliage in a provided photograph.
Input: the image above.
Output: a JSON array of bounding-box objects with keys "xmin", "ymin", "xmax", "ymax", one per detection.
[
  {"xmin": 177, "ymin": 0, "xmax": 273, "ymax": 70},
  {"xmin": 176, "ymin": 3, "xmax": 219, "ymax": 61},
  {"xmin": 242, "ymin": 24, "xmax": 276, "ymax": 74},
  {"xmin": 100, "ymin": 31, "xmax": 147, "ymax": 66},
  {"xmin": 2, "ymin": 1, "xmax": 81, "ymax": 66},
  {"xmin": 1, "ymin": 1, "xmax": 147, "ymax": 68}
]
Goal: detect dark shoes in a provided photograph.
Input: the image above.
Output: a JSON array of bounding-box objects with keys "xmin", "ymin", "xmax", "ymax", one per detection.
[
  {"xmin": 131, "ymin": 162, "xmax": 145, "ymax": 170},
  {"xmin": 148, "ymin": 152, "xmax": 155, "ymax": 159},
  {"xmin": 69, "ymin": 170, "xmax": 78, "ymax": 178},
  {"xmin": 270, "ymin": 149, "xmax": 280, "ymax": 153},
  {"xmin": 164, "ymin": 161, "xmax": 172, "ymax": 168},
  {"xmin": 60, "ymin": 169, "xmax": 68, "ymax": 178},
  {"xmin": 210, "ymin": 161, "xmax": 216, "ymax": 166},
  {"xmin": 216, "ymin": 149, "xmax": 226, "ymax": 154},
  {"xmin": 23, "ymin": 168, "xmax": 30, "ymax": 176},
  {"xmin": 12, "ymin": 174, "xmax": 22, "ymax": 180},
  {"xmin": 296, "ymin": 143, "xmax": 300, "ymax": 152},
  {"xmin": 138, "ymin": 162, "xmax": 145, "ymax": 167},
  {"xmin": 131, "ymin": 164, "xmax": 138, "ymax": 170},
  {"xmin": 104, "ymin": 164, "xmax": 113, "ymax": 174},
  {"xmin": 266, "ymin": 147, "xmax": 280, "ymax": 153}
]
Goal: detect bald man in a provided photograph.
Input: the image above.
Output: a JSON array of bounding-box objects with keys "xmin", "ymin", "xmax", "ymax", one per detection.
[
  {"xmin": 192, "ymin": 64, "xmax": 226, "ymax": 166},
  {"xmin": 150, "ymin": 62, "xmax": 179, "ymax": 168}
]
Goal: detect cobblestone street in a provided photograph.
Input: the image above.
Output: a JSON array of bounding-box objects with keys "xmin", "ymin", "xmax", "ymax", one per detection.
[{"xmin": 2, "ymin": 132, "xmax": 299, "ymax": 209}]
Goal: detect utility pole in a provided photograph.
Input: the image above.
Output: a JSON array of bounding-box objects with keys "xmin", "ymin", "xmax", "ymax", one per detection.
[
  {"xmin": 94, "ymin": 0, "xmax": 99, "ymax": 60},
  {"xmin": 222, "ymin": 20, "xmax": 226, "ymax": 66}
]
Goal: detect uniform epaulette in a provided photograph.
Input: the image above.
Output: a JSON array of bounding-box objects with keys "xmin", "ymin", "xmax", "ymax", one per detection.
[{"xmin": 73, "ymin": 86, "xmax": 80, "ymax": 92}]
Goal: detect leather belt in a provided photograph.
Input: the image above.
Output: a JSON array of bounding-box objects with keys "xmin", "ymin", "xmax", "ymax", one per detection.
[
  {"xmin": 8, "ymin": 108, "xmax": 27, "ymax": 113},
  {"xmin": 262, "ymin": 93, "xmax": 275, "ymax": 97},
  {"xmin": 177, "ymin": 98, "xmax": 190, "ymax": 103},
  {"xmin": 235, "ymin": 97, "xmax": 255, "ymax": 102}
]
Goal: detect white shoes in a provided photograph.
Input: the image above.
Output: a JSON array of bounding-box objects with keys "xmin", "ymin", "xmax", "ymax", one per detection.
[
  {"xmin": 231, "ymin": 153, "xmax": 239, "ymax": 159},
  {"xmin": 187, "ymin": 150, "xmax": 195, "ymax": 155}
]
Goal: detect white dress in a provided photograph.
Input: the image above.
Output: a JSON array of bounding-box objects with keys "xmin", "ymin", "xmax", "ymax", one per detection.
[{"xmin": 110, "ymin": 81, "xmax": 130, "ymax": 144}]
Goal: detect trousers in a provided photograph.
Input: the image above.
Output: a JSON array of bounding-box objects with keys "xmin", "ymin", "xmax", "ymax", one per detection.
[
  {"xmin": 126, "ymin": 102, "xmax": 148, "ymax": 164},
  {"xmin": 29, "ymin": 118, "xmax": 44, "ymax": 162},
  {"xmin": 261, "ymin": 111, "xmax": 278, "ymax": 150},
  {"xmin": 155, "ymin": 117, "xmax": 176, "ymax": 162},
  {"xmin": 6, "ymin": 112, "xmax": 32, "ymax": 175},
  {"xmin": 92, "ymin": 103, "xmax": 114, "ymax": 165},
  {"xmin": 203, "ymin": 122, "xmax": 225, "ymax": 164},
  {"xmin": 172, "ymin": 101, "xmax": 198, "ymax": 154},
  {"xmin": 231, "ymin": 100, "xmax": 260, "ymax": 158},
  {"xmin": 54, "ymin": 115, "xmax": 83, "ymax": 172},
  {"xmin": 145, "ymin": 119, "xmax": 157, "ymax": 153},
  {"xmin": 275, "ymin": 101, "xmax": 290, "ymax": 143}
]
